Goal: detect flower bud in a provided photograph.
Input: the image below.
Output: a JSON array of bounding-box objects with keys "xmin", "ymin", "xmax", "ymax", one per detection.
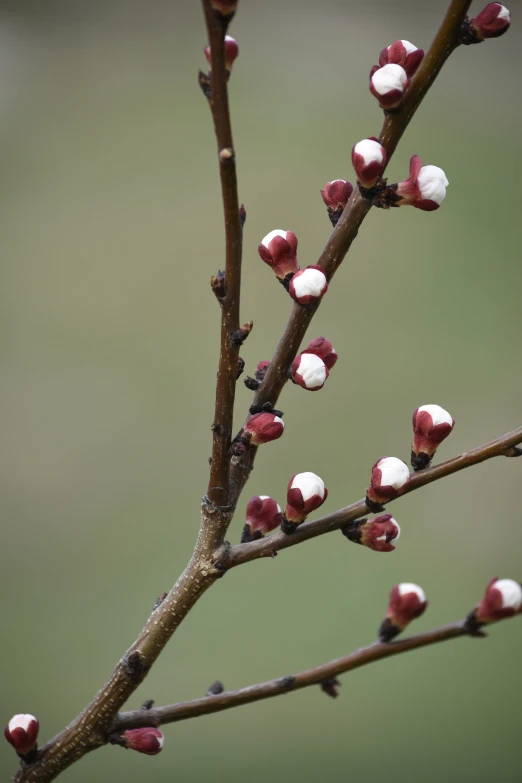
[
  {"xmin": 366, "ymin": 457, "xmax": 410, "ymax": 508},
  {"xmin": 243, "ymin": 412, "xmax": 284, "ymax": 445},
  {"xmin": 351, "ymin": 138, "xmax": 387, "ymax": 189},
  {"xmin": 320, "ymin": 180, "xmax": 353, "ymax": 226},
  {"xmin": 396, "ymin": 155, "xmax": 448, "ymax": 211},
  {"xmin": 470, "ymin": 3, "xmax": 511, "ymax": 39},
  {"xmin": 302, "ymin": 337, "xmax": 338, "ymax": 370},
  {"xmin": 204, "ymin": 36, "xmax": 239, "ymax": 72},
  {"xmin": 291, "ymin": 352, "xmax": 329, "ymax": 391},
  {"xmin": 258, "ymin": 229, "xmax": 299, "ymax": 285},
  {"xmin": 342, "ymin": 514, "xmax": 401, "ymax": 553},
  {"xmin": 121, "ymin": 727, "xmax": 164, "ymax": 756},
  {"xmin": 474, "ymin": 578, "xmax": 522, "ymax": 624},
  {"xmin": 242, "ymin": 495, "xmax": 283, "ymax": 542},
  {"xmin": 288, "ymin": 266, "xmax": 328, "ymax": 305},
  {"xmin": 411, "ymin": 404, "xmax": 455, "ymax": 470},
  {"xmin": 369, "ymin": 63, "xmax": 409, "ymax": 109},
  {"xmin": 379, "ymin": 583, "xmax": 427, "ymax": 641},
  {"xmin": 284, "ymin": 472, "xmax": 328, "ymax": 531},
  {"xmin": 379, "ymin": 40, "xmax": 424, "ymax": 77},
  {"xmin": 4, "ymin": 714, "xmax": 39, "ymax": 757}
]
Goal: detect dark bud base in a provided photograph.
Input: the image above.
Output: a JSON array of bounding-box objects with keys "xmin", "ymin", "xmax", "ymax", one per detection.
[
  {"xmin": 281, "ymin": 517, "xmax": 299, "ymax": 535},
  {"xmin": 378, "ymin": 618, "xmax": 401, "ymax": 643},
  {"xmin": 340, "ymin": 520, "xmax": 363, "ymax": 544},
  {"xmin": 365, "ymin": 496, "xmax": 385, "ymax": 513},
  {"xmin": 240, "ymin": 524, "xmax": 264, "ymax": 544},
  {"xmin": 411, "ymin": 451, "xmax": 432, "ymax": 471}
]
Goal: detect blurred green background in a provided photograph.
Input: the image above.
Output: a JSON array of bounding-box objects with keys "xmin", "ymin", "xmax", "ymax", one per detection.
[{"xmin": 2, "ymin": 0, "xmax": 522, "ymax": 780}]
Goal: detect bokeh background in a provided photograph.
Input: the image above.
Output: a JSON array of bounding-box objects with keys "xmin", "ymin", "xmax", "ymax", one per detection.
[{"xmin": 2, "ymin": 0, "xmax": 522, "ymax": 780}]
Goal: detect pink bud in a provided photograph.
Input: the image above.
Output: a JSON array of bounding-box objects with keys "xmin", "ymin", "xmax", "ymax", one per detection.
[
  {"xmin": 121, "ymin": 727, "xmax": 164, "ymax": 756},
  {"xmin": 379, "ymin": 40, "xmax": 424, "ymax": 78},
  {"xmin": 285, "ymin": 472, "xmax": 328, "ymax": 526},
  {"xmin": 474, "ymin": 578, "xmax": 522, "ymax": 624},
  {"xmin": 204, "ymin": 36, "xmax": 239, "ymax": 72},
  {"xmin": 291, "ymin": 352, "xmax": 329, "ymax": 391},
  {"xmin": 379, "ymin": 583, "xmax": 427, "ymax": 640},
  {"xmin": 369, "ymin": 64, "xmax": 409, "ymax": 109},
  {"xmin": 243, "ymin": 412, "xmax": 284, "ymax": 445},
  {"xmin": 320, "ymin": 180, "xmax": 353, "ymax": 225},
  {"xmin": 303, "ymin": 337, "xmax": 338, "ymax": 370},
  {"xmin": 362, "ymin": 514, "xmax": 401, "ymax": 552},
  {"xmin": 396, "ymin": 155, "xmax": 449, "ymax": 211},
  {"xmin": 4, "ymin": 714, "xmax": 39, "ymax": 757},
  {"xmin": 288, "ymin": 266, "xmax": 328, "ymax": 305},
  {"xmin": 351, "ymin": 138, "xmax": 387, "ymax": 188},
  {"xmin": 242, "ymin": 495, "xmax": 283, "ymax": 542},
  {"xmin": 367, "ymin": 457, "xmax": 410, "ymax": 507},
  {"xmin": 258, "ymin": 229, "xmax": 299, "ymax": 284},
  {"xmin": 470, "ymin": 3, "xmax": 511, "ymax": 39},
  {"xmin": 411, "ymin": 404, "xmax": 455, "ymax": 470}
]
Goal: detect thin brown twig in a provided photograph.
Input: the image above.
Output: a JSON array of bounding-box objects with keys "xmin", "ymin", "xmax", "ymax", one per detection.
[
  {"xmin": 113, "ymin": 613, "xmax": 519, "ymax": 731},
  {"xmin": 202, "ymin": 0, "xmax": 243, "ymax": 511},
  {"xmin": 231, "ymin": 0, "xmax": 473, "ymax": 501},
  {"xmin": 227, "ymin": 425, "xmax": 522, "ymax": 566}
]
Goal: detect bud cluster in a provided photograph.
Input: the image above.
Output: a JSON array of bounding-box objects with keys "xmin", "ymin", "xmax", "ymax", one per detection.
[{"xmin": 258, "ymin": 230, "xmax": 329, "ymax": 305}]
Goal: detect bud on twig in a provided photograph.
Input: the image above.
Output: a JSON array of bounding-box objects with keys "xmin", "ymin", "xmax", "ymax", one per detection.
[
  {"xmin": 320, "ymin": 180, "xmax": 353, "ymax": 226},
  {"xmin": 342, "ymin": 514, "xmax": 401, "ymax": 553},
  {"xmin": 121, "ymin": 727, "xmax": 164, "ymax": 755},
  {"xmin": 411, "ymin": 404, "xmax": 454, "ymax": 470},
  {"xmin": 258, "ymin": 230, "xmax": 299, "ymax": 287},
  {"xmin": 204, "ymin": 35, "xmax": 239, "ymax": 73},
  {"xmin": 379, "ymin": 40, "xmax": 424, "ymax": 77},
  {"xmin": 379, "ymin": 583, "xmax": 427, "ymax": 641},
  {"xmin": 396, "ymin": 155, "xmax": 449, "ymax": 211},
  {"xmin": 4, "ymin": 714, "xmax": 39, "ymax": 758},
  {"xmin": 463, "ymin": 3, "xmax": 511, "ymax": 42},
  {"xmin": 206, "ymin": 681, "xmax": 225, "ymax": 696},
  {"xmin": 302, "ymin": 337, "xmax": 338, "ymax": 370},
  {"xmin": 242, "ymin": 412, "xmax": 284, "ymax": 447},
  {"xmin": 351, "ymin": 138, "xmax": 387, "ymax": 189},
  {"xmin": 320, "ymin": 677, "xmax": 341, "ymax": 698},
  {"xmin": 370, "ymin": 64, "xmax": 409, "ymax": 109},
  {"xmin": 366, "ymin": 457, "xmax": 410, "ymax": 510},
  {"xmin": 242, "ymin": 495, "xmax": 283, "ymax": 542},
  {"xmin": 244, "ymin": 360, "xmax": 270, "ymax": 391},
  {"xmin": 468, "ymin": 578, "xmax": 522, "ymax": 629},
  {"xmin": 283, "ymin": 472, "xmax": 328, "ymax": 533},
  {"xmin": 291, "ymin": 352, "xmax": 329, "ymax": 391},
  {"xmin": 288, "ymin": 266, "xmax": 328, "ymax": 305}
]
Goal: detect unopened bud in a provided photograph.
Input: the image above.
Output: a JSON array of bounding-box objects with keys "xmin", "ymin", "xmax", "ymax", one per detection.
[
  {"xmin": 121, "ymin": 727, "xmax": 164, "ymax": 756},
  {"xmin": 470, "ymin": 3, "xmax": 511, "ymax": 40},
  {"xmin": 4, "ymin": 714, "xmax": 39, "ymax": 758},
  {"xmin": 351, "ymin": 138, "xmax": 387, "ymax": 189},
  {"xmin": 204, "ymin": 35, "xmax": 239, "ymax": 72},
  {"xmin": 243, "ymin": 412, "xmax": 284, "ymax": 446},
  {"xmin": 369, "ymin": 64, "xmax": 409, "ymax": 109},
  {"xmin": 473, "ymin": 578, "xmax": 522, "ymax": 624},
  {"xmin": 396, "ymin": 155, "xmax": 448, "ymax": 211},
  {"xmin": 288, "ymin": 266, "xmax": 328, "ymax": 305},
  {"xmin": 284, "ymin": 472, "xmax": 328, "ymax": 531},
  {"xmin": 379, "ymin": 40, "xmax": 424, "ymax": 77},
  {"xmin": 342, "ymin": 514, "xmax": 401, "ymax": 553},
  {"xmin": 411, "ymin": 404, "xmax": 454, "ymax": 470},
  {"xmin": 242, "ymin": 495, "xmax": 283, "ymax": 542},
  {"xmin": 379, "ymin": 583, "xmax": 427, "ymax": 641},
  {"xmin": 366, "ymin": 457, "xmax": 410, "ymax": 509},
  {"xmin": 302, "ymin": 337, "xmax": 338, "ymax": 370},
  {"xmin": 258, "ymin": 229, "xmax": 299, "ymax": 286},
  {"xmin": 320, "ymin": 180, "xmax": 353, "ymax": 226},
  {"xmin": 291, "ymin": 352, "xmax": 329, "ymax": 391}
]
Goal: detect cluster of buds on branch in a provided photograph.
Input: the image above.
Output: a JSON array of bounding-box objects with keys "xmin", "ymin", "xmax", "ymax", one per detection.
[
  {"xmin": 258, "ymin": 230, "xmax": 329, "ymax": 305},
  {"xmin": 369, "ymin": 39, "xmax": 423, "ymax": 111},
  {"xmin": 291, "ymin": 337, "xmax": 337, "ymax": 391}
]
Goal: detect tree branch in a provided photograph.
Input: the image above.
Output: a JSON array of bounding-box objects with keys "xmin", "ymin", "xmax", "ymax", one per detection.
[
  {"xmin": 227, "ymin": 425, "xmax": 522, "ymax": 566},
  {"xmin": 113, "ymin": 612, "xmax": 519, "ymax": 731},
  {"xmin": 202, "ymin": 0, "xmax": 243, "ymax": 511},
  {"xmin": 231, "ymin": 0, "xmax": 473, "ymax": 498}
]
